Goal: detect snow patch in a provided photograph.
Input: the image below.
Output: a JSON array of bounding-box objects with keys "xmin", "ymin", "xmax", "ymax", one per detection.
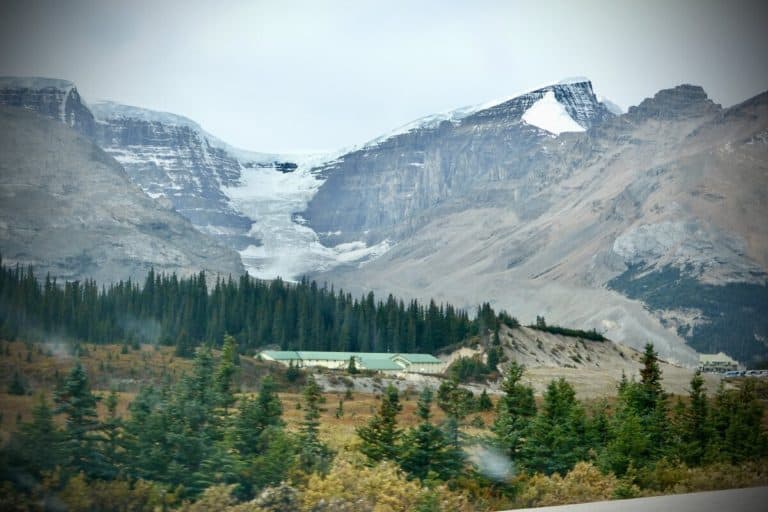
[{"xmin": 521, "ymin": 91, "xmax": 586, "ymax": 135}]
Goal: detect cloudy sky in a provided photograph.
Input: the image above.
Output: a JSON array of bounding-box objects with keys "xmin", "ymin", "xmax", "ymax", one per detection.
[{"xmin": 1, "ymin": 0, "xmax": 767, "ymax": 153}]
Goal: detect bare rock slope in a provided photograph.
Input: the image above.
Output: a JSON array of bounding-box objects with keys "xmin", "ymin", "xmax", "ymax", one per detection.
[{"xmin": 0, "ymin": 106, "xmax": 244, "ymax": 283}]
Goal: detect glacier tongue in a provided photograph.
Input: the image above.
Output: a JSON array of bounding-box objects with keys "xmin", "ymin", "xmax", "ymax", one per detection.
[
  {"xmin": 521, "ymin": 90, "xmax": 586, "ymax": 135},
  {"xmin": 223, "ymin": 163, "xmax": 391, "ymax": 280}
]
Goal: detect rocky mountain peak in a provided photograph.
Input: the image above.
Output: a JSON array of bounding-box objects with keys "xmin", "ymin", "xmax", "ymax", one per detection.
[
  {"xmin": 0, "ymin": 76, "xmax": 96, "ymax": 136},
  {"xmin": 627, "ymin": 84, "xmax": 721, "ymax": 121},
  {"xmin": 463, "ymin": 79, "xmax": 614, "ymax": 130}
]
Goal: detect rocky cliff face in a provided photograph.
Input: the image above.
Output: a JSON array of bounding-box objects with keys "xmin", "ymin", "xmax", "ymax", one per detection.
[
  {"xmin": 0, "ymin": 79, "xmax": 300, "ymax": 253},
  {"xmin": 303, "ymin": 80, "xmax": 613, "ymax": 247},
  {"xmin": 90, "ymin": 102, "xmax": 261, "ymax": 249},
  {"xmin": 0, "ymin": 77, "xmax": 96, "ymax": 136},
  {"xmin": 306, "ymin": 83, "xmax": 768, "ymax": 365},
  {"xmin": 0, "ymin": 106, "xmax": 244, "ymax": 283}
]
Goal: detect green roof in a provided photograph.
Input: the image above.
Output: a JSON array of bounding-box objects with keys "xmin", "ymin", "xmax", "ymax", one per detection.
[
  {"xmin": 392, "ymin": 353, "xmax": 442, "ymax": 364},
  {"xmin": 259, "ymin": 350, "xmax": 441, "ymax": 367},
  {"xmin": 358, "ymin": 356, "xmax": 403, "ymax": 371},
  {"xmin": 261, "ymin": 350, "xmax": 301, "ymax": 360}
]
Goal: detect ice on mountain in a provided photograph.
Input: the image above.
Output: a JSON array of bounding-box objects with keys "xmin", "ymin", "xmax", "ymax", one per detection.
[{"xmin": 521, "ymin": 91, "xmax": 586, "ymax": 135}]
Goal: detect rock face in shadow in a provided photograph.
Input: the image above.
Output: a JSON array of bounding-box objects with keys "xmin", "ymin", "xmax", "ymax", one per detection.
[{"xmin": 0, "ymin": 106, "xmax": 244, "ymax": 283}]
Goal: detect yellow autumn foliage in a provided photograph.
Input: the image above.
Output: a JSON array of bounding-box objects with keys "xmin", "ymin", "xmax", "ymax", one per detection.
[
  {"xmin": 301, "ymin": 456, "xmax": 476, "ymax": 512},
  {"xmin": 516, "ymin": 461, "xmax": 632, "ymax": 507}
]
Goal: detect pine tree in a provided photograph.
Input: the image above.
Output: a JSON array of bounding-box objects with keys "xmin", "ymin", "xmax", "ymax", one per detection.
[
  {"xmin": 399, "ymin": 387, "xmax": 462, "ymax": 481},
  {"xmin": 14, "ymin": 393, "xmax": 65, "ymax": 474},
  {"xmin": 638, "ymin": 343, "xmax": 669, "ymax": 458},
  {"xmin": 100, "ymin": 389, "xmax": 123, "ymax": 478},
  {"xmin": 676, "ymin": 370, "xmax": 711, "ymax": 465},
  {"xmin": 478, "ymin": 389, "xmax": 493, "ymax": 412},
  {"xmin": 54, "ymin": 361, "xmax": 105, "ymax": 478},
  {"xmin": 493, "ymin": 361, "xmax": 536, "ymax": 459},
  {"xmin": 347, "ymin": 355, "xmax": 358, "ymax": 374},
  {"xmin": 235, "ymin": 376, "xmax": 284, "ymax": 457},
  {"xmin": 215, "ymin": 334, "xmax": 239, "ymax": 409},
  {"xmin": 297, "ymin": 375, "xmax": 329, "ymax": 473},
  {"xmin": 487, "ymin": 346, "xmax": 501, "ymax": 372},
  {"xmin": 357, "ymin": 383, "xmax": 402, "ymax": 463},
  {"xmin": 7, "ymin": 370, "xmax": 26, "ymax": 395},
  {"xmin": 521, "ymin": 378, "xmax": 587, "ymax": 475}
]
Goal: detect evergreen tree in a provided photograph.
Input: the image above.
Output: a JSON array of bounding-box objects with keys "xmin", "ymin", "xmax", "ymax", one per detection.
[
  {"xmin": 357, "ymin": 383, "xmax": 402, "ymax": 463},
  {"xmin": 13, "ymin": 393, "xmax": 65, "ymax": 475},
  {"xmin": 54, "ymin": 361, "xmax": 105, "ymax": 478},
  {"xmin": 675, "ymin": 370, "xmax": 711, "ymax": 465},
  {"xmin": 214, "ymin": 334, "xmax": 239, "ymax": 409},
  {"xmin": 437, "ymin": 378, "xmax": 475, "ymax": 420},
  {"xmin": 486, "ymin": 346, "xmax": 501, "ymax": 372},
  {"xmin": 493, "ymin": 361, "xmax": 536, "ymax": 459},
  {"xmin": 521, "ymin": 378, "xmax": 588, "ymax": 475},
  {"xmin": 478, "ymin": 389, "xmax": 493, "ymax": 412},
  {"xmin": 709, "ymin": 379, "xmax": 768, "ymax": 462},
  {"xmin": 7, "ymin": 370, "xmax": 26, "ymax": 395},
  {"xmin": 100, "ymin": 389, "xmax": 123, "ymax": 478},
  {"xmin": 235, "ymin": 376, "xmax": 284, "ymax": 457},
  {"xmin": 347, "ymin": 355, "xmax": 358, "ymax": 374},
  {"xmin": 399, "ymin": 387, "xmax": 462, "ymax": 481},
  {"xmin": 297, "ymin": 375, "xmax": 329, "ymax": 473}
]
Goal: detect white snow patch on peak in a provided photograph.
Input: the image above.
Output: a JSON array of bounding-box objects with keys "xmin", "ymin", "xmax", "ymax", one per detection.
[
  {"xmin": 358, "ymin": 78, "xmax": 597, "ymax": 149},
  {"xmin": 521, "ymin": 91, "xmax": 586, "ymax": 135}
]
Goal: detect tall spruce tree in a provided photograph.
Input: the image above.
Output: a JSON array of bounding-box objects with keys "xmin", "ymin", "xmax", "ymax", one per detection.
[
  {"xmin": 399, "ymin": 387, "xmax": 462, "ymax": 481},
  {"xmin": 357, "ymin": 383, "xmax": 402, "ymax": 463},
  {"xmin": 54, "ymin": 361, "xmax": 105, "ymax": 478},
  {"xmin": 493, "ymin": 361, "xmax": 536, "ymax": 459},
  {"xmin": 214, "ymin": 334, "xmax": 239, "ymax": 409},
  {"xmin": 14, "ymin": 393, "xmax": 64, "ymax": 475},
  {"xmin": 297, "ymin": 375, "xmax": 329, "ymax": 473},
  {"xmin": 521, "ymin": 378, "xmax": 587, "ymax": 475}
]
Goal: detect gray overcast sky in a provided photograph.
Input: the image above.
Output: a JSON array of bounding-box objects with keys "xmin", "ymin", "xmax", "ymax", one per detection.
[{"xmin": 1, "ymin": 0, "xmax": 767, "ymax": 153}]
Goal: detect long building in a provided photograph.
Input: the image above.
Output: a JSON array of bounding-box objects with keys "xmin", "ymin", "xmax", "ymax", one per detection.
[{"xmin": 259, "ymin": 350, "xmax": 446, "ymax": 374}]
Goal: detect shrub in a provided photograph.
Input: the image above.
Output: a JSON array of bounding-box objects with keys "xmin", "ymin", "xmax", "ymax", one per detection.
[
  {"xmin": 516, "ymin": 462, "xmax": 628, "ymax": 507},
  {"xmin": 302, "ymin": 456, "xmax": 476, "ymax": 512}
]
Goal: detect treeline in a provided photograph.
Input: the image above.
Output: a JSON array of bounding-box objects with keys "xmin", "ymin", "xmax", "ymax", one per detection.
[
  {"xmin": 530, "ymin": 315, "xmax": 606, "ymax": 341},
  {"xmin": 0, "ymin": 259, "xmax": 512, "ymax": 356}
]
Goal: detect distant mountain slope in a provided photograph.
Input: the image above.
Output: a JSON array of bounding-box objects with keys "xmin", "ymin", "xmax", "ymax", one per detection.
[
  {"xmin": 0, "ymin": 106, "xmax": 244, "ymax": 283},
  {"xmin": 303, "ymin": 80, "xmax": 613, "ymax": 247},
  {"xmin": 0, "ymin": 77, "xmax": 301, "ymax": 253},
  {"xmin": 305, "ymin": 84, "xmax": 768, "ymax": 365}
]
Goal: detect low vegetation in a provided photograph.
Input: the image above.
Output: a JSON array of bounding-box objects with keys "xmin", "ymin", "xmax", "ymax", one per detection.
[{"xmin": 1, "ymin": 337, "xmax": 764, "ymax": 511}]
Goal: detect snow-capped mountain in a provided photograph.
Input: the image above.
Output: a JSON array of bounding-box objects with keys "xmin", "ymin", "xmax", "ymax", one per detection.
[
  {"xmin": 302, "ymin": 79, "xmax": 614, "ymax": 247},
  {"xmin": 2, "ymin": 75, "xmax": 765, "ymax": 365},
  {"xmin": 302, "ymin": 82, "xmax": 768, "ymax": 366}
]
